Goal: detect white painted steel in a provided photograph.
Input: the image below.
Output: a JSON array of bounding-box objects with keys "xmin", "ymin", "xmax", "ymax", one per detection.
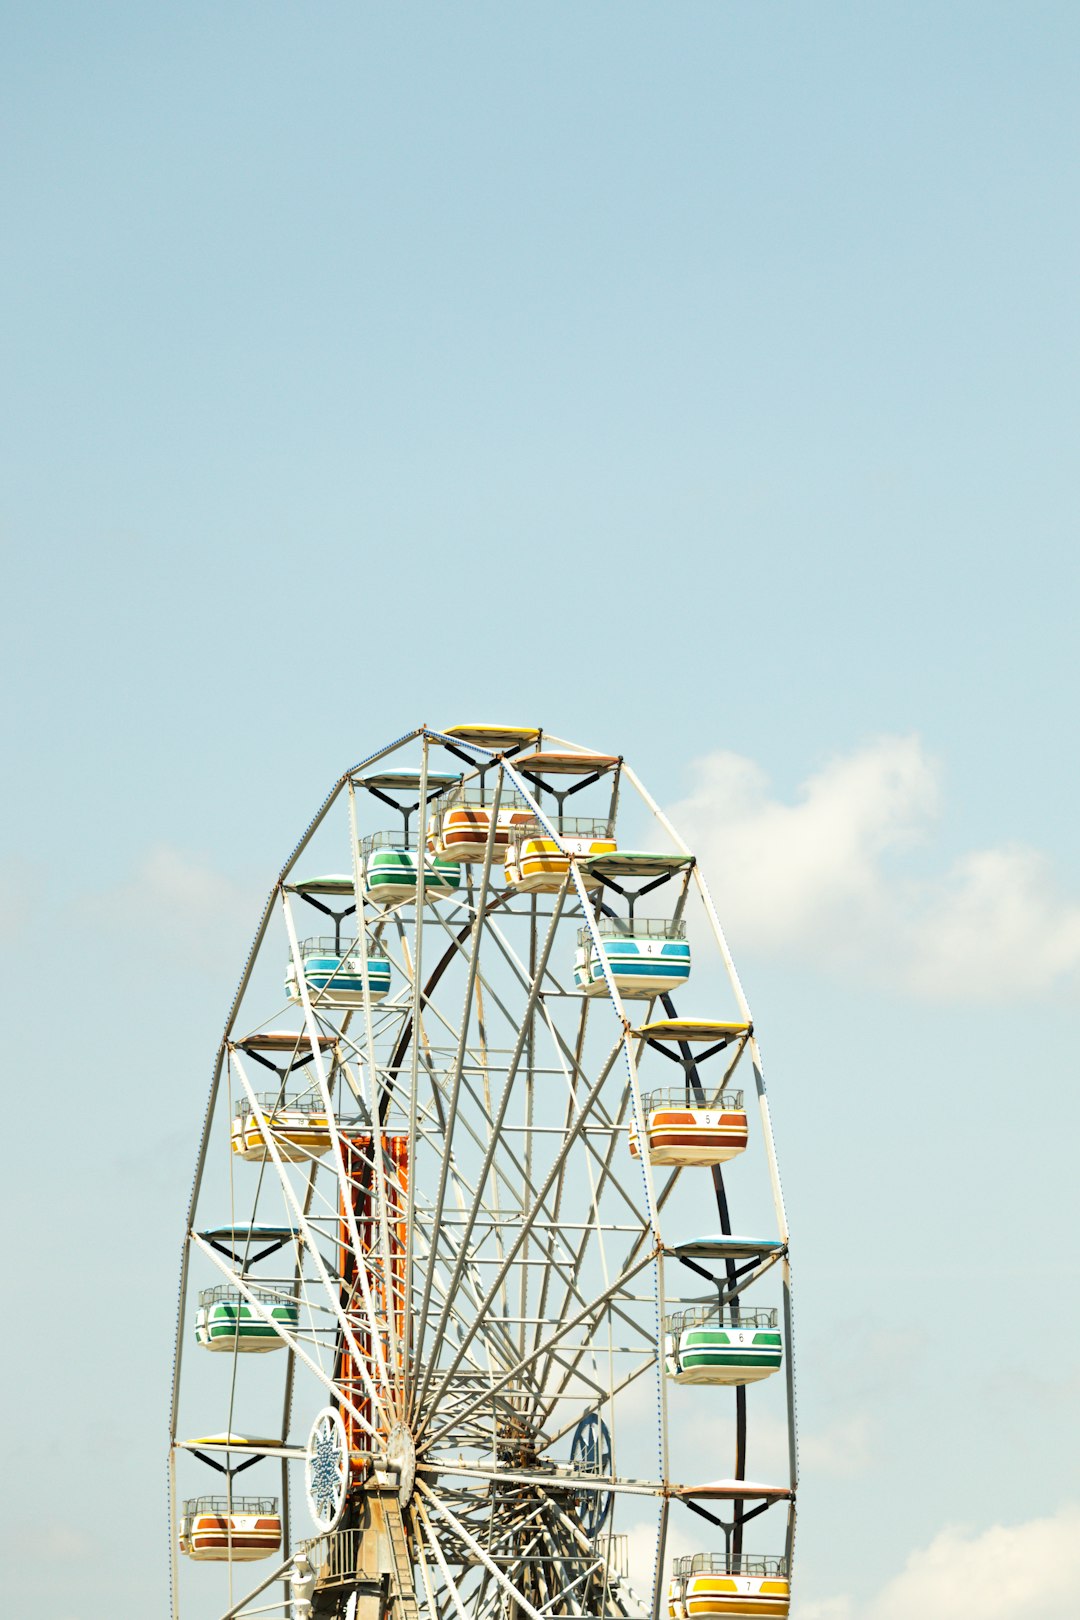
[{"xmin": 170, "ymin": 729, "xmax": 797, "ymax": 1620}]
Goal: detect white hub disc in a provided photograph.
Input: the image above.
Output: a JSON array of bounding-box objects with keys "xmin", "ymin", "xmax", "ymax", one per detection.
[{"xmin": 306, "ymin": 1406, "xmax": 349, "ymax": 1532}]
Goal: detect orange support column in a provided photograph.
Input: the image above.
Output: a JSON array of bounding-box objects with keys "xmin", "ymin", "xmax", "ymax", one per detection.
[{"xmin": 336, "ymin": 1134, "xmax": 410, "ymax": 1459}]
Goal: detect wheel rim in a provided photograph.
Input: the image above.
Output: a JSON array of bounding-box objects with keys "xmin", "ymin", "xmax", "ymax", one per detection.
[{"xmin": 169, "ymin": 727, "xmax": 796, "ymax": 1620}]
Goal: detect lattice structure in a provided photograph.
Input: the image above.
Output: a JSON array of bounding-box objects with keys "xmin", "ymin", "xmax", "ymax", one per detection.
[{"xmin": 169, "ymin": 727, "xmax": 797, "ymax": 1620}]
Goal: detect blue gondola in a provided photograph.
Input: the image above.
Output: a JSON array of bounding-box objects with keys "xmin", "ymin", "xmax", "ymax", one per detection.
[
  {"xmin": 285, "ymin": 937, "xmax": 391, "ymax": 1007},
  {"xmin": 574, "ymin": 919, "xmax": 691, "ymax": 998}
]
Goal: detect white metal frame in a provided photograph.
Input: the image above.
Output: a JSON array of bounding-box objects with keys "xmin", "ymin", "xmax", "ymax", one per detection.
[{"xmin": 168, "ymin": 727, "xmax": 797, "ymax": 1620}]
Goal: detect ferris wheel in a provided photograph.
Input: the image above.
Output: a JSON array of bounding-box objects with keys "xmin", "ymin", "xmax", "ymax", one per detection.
[{"xmin": 169, "ymin": 724, "xmax": 797, "ymax": 1620}]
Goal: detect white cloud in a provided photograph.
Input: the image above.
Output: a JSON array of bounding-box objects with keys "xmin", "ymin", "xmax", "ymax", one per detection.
[
  {"xmin": 23, "ymin": 1524, "xmax": 96, "ymax": 1563},
  {"xmin": 796, "ymin": 1503, "xmax": 1080, "ymax": 1619},
  {"xmin": 663, "ymin": 1395, "xmax": 873, "ymax": 1489},
  {"xmin": 667, "ymin": 737, "xmax": 1080, "ymax": 1001},
  {"xmin": 81, "ymin": 842, "xmax": 266, "ymax": 969},
  {"xmin": 624, "ymin": 1512, "xmax": 699, "ymax": 1604},
  {"xmin": 865, "ymin": 1504, "xmax": 1080, "ymax": 1619},
  {"xmin": 632, "ymin": 1504, "xmax": 1080, "ymax": 1620},
  {"xmin": 904, "ymin": 844, "xmax": 1080, "ymax": 999},
  {"xmin": 799, "ymin": 1411, "xmax": 873, "ymax": 1479}
]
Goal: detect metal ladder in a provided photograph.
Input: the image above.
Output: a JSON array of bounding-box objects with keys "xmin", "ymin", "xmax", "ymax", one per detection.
[{"xmin": 382, "ymin": 1494, "xmax": 419, "ymax": 1620}]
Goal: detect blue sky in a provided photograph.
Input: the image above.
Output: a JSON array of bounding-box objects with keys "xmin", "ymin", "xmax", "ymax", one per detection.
[{"xmin": 2, "ymin": 5, "xmax": 1078, "ymax": 1617}]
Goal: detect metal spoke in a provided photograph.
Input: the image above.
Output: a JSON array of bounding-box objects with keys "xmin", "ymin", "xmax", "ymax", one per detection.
[
  {"xmin": 421, "ymin": 1249, "xmax": 656, "ymax": 1450},
  {"xmin": 171, "ymin": 728, "xmax": 797, "ymax": 1620},
  {"xmin": 416, "ymin": 1482, "xmax": 548, "ymax": 1620},
  {"xmin": 413, "ymin": 1034, "xmax": 626, "ymax": 1438}
]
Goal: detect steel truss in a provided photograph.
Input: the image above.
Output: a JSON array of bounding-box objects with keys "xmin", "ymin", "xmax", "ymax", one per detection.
[{"xmin": 169, "ymin": 727, "xmax": 796, "ymax": 1620}]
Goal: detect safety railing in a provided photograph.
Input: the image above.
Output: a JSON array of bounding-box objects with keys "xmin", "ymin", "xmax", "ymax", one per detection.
[
  {"xmin": 598, "ymin": 1534, "xmax": 629, "ymax": 1580},
  {"xmin": 512, "ymin": 816, "xmax": 615, "ymax": 842},
  {"xmin": 296, "ymin": 937, "xmax": 387, "ymax": 960},
  {"xmin": 234, "ymin": 1094, "xmax": 368, "ymax": 1134},
  {"xmin": 673, "ymin": 1552, "xmax": 788, "ymax": 1578},
  {"xmin": 664, "ymin": 1305, "xmax": 778, "ymax": 1334},
  {"xmin": 439, "ymin": 782, "xmax": 532, "ymax": 811},
  {"xmin": 182, "ymin": 1495, "xmax": 277, "ymax": 1516},
  {"xmin": 641, "ymin": 1088, "xmax": 744, "ymax": 1113},
  {"xmin": 235, "ymin": 1093, "xmax": 329, "ymax": 1118},
  {"xmin": 578, "ymin": 918, "xmax": 686, "ymax": 944},
  {"xmin": 197, "ymin": 1283, "xmax": 296, "ymax": 1309},
  {"xmin": 363, "ymin": 829, "xmax": 420, "ymax": 852},
  {"xmin": 298, "ymin": 1528, "xmax": 362, "ymax": 1586}
]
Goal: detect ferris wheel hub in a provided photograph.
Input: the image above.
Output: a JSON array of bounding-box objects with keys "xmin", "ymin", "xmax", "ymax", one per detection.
[{"xmin": 380, "ymin": 1421, "xmax": 417, "ymax": 1506}]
